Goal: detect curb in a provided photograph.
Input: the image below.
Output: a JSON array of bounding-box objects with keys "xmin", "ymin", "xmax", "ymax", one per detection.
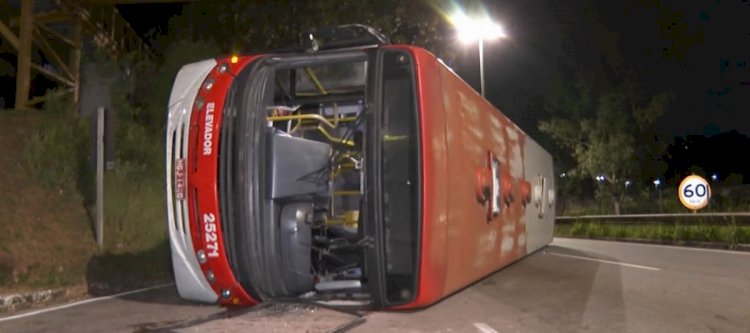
[
  {"xmin": 0, "ymin": 288, "xmax": 72, "ymax": 313},
  {"xmin": 0, "ymin": 281, "xmax": 171, "ymax": 315}
]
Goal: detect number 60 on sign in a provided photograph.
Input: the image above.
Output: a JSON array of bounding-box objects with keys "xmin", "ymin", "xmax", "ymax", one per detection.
[{"xmin": 678, "ymin": 175, "xmax": 711, "ymax": 210}]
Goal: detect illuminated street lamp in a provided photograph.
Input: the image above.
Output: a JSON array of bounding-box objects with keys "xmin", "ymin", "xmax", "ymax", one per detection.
[{"xmin": 450, "ymin": 12, "xmax": 507, "ymax": 97}]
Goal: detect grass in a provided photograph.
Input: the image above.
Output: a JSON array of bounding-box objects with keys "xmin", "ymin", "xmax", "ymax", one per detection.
[
  {"xmin": 84, "ymin": 162, "xmax": 173, "ymax": 291},
  {"xmin": 556, "ymin": 220, "xmax": 750, "ymax": 247},
  {"xmin": 103, "ymin": 163, "xmax": 167, "ymax": 252},
  {"xmin": 20, "ymin": 92, "xmax": 88, "ymax": 193},
  {"xmin": 1, "ymin": 43, "xmax": 213, "ymax": 295},
  {"xmin": 0, "ymin": 88, "xmax": 171, "ymax": 294},
  {"xmin": 85, "ymin": 116, "xmax": 172, "ymax": 290}
]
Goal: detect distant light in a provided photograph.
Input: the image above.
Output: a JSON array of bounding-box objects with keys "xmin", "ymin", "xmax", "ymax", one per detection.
[
  {"xmin": 230, "ymin": 55, "xmax": 239, "ymax": 64},
  {"xmin": 653, "ymin": 179, "xmax": 661, "ymax": 186},
  {"xmin": 625, "ymin": 180, "xmax": 632, "ymax": 187},
  {"xmin": 596, "ymin": 175, "xmax": 606, "ymax": 182},
  {"xmin": 560, "ymin": 173, "xmax": 566, "ymax": 178},
  {"xmin": 450, "ymin": 12, "xmax": 507, "ymax": 44},
  {"xmin": 711, "ymin": 174, "xmax": 718, "ymax": 181}
]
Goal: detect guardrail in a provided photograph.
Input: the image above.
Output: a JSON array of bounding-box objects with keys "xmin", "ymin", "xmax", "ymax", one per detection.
[{"xmin": 555, "ymin": 212, "xmax": 750, "ymax": 225}]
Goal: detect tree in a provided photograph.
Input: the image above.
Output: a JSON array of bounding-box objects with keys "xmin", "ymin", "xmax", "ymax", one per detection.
[
  {"xmin": 540, "ymin": 72, "xmax": 674, "ymax": 214},
  {"xmin": 168, "ymin": 0, "xmax": 450, "ymax": 58},
  {"xmin": 533, "ymin": 0, "xmax": 688, "ymax": 214}
]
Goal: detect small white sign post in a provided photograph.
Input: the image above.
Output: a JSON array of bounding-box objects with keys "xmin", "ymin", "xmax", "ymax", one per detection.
[
  {"xmin": 96, "ymin": 107, "xmax": 105, "ymax": 250},
  {"xmin": 678, "ymin": 175, "xmax": 711, "ymax": 211}
]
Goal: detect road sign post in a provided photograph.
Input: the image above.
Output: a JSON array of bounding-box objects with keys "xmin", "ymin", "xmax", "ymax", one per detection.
[{"xmin": 96, "ymin": 107, "xmax": 105, "ymax": 250}]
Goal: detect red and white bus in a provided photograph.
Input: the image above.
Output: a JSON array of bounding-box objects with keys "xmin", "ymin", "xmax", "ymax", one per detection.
[{"xmin": 166, "ymin": 25, "xmax": 555, "ymax": 310}]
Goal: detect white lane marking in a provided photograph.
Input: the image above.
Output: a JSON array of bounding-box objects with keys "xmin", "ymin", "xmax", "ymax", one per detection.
[
  {"xmin": 0, "ymin": 283, "xmax": 174, "ymax": 322},
  {"xmin": 474, "ymin": 322, "xmax": 498, "ymax": 333},
  {"xmin": 548, "ymin": 252, "xmax": 661, "ymax": 271}
]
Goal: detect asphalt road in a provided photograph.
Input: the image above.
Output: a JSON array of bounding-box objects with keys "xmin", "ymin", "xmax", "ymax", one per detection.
[{"xmin": 1, "ymin": 238, "xmax": 748, "ymax": 333}]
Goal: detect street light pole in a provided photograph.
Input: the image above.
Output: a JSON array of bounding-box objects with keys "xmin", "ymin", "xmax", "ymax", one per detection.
[
  {"xmin": 449, "ymin": 12, "xmax": 506, "ymax": 98},
  {"xmin": 653, "ymin": 179, "xmax": 663, "ymax": 213},
  {"xmin": 658, "ymin": 187, "xmax": 663, "ymax": 212}
]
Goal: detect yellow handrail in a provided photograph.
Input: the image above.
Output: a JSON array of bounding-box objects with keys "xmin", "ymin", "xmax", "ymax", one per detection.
[
  {"xmin": 334, "ymin": 190, "xmax": 361, "ymax": 196},
  {"xmin": 304, "ymin": 68, "xmax": 328, "ymax": 95},
  {"xmin": 267, "ymin": 114, "xmax": 336, "ymax": 129},
  {"xmin": 316, "ymin": 125, "xmax": 354, "ymax": 146},
  {"xmin": 267, "ymin": 114, "xmax": 355, "ymax": 146}
]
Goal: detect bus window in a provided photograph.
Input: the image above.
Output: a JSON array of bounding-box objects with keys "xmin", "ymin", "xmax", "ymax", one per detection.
[{"xmin": 380, "ymin": 50, "xmax": 420, "ymax": 304}]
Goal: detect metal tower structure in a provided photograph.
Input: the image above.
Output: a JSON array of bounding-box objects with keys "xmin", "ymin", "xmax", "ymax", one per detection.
[{"xmin": 0, "ymin": 0, "xmax": 182, "ymax": 109}]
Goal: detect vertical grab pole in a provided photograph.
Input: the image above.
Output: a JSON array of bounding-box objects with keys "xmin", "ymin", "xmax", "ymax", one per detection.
[
  {"xmin": 96, "ymin": 106, "xmax": 105, "ymax": 250},
  {"xmin": 479, "ymin": 38, "xmax": 485, "ymax": 98}
]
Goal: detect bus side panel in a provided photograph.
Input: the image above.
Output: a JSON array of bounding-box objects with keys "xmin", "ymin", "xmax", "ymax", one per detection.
[
  {"xmin": 523, "ymin": 138, "xmax": 555, "ymax": 253},
  {"xmin": 392, "ymin": 47, "xmax": 450, "ymax": 308},
  {"xmin": 439, "ymin": 63, "xmax": 530, "ymax": 297}
]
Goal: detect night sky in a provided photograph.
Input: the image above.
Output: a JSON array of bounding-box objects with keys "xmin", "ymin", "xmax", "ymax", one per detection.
[
  {"xmin": 449, "ymin": 0, "xmax": 750, "ymax": 138},
  {"xmin": 116, "ymin": 3, "xmax": 183, "ymax": 39},
  {"xmin": 117, "ymin": 1, "xmax": 749, "ymax": 139}
]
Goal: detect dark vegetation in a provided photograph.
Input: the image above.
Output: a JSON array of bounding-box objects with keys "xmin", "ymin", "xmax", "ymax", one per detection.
[{"xmin": 556, "ymin": 221, "xmax": 750, "ymax": 248}]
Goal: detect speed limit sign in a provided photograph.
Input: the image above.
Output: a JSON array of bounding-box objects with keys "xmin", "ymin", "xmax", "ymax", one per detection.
[{"xmin": 678, "ymin": 175, "xmax": 711, "ymax": 210}]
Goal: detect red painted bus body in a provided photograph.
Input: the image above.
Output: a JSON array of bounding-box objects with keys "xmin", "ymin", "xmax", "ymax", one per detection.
[{"xmin": 166, "ymin": 41, "xmax": 555, "ymax": 310}]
